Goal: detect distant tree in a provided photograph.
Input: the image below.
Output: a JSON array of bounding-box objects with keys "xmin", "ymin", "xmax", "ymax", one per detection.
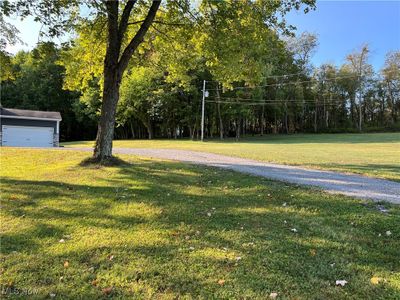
[
  {"xmin": 346, "ymin": 45, "xmax": 372, "ymax": 131},
  {"xmin": 286, "ymin": 31, "xmax": 318, "ymax": 74},
  {"xmin": 382, "ymin": 51, "xmax": 400, "ymax": 124}
]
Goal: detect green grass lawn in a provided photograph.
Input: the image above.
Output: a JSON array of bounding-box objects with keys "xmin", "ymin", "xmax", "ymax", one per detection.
[
  {"xmin": 1, "ymin": 148, "xmax": 399, "ymax": 299},
  {"xmin": 64, "ymin": 133, "xmax": 400, "ymax": 182}
]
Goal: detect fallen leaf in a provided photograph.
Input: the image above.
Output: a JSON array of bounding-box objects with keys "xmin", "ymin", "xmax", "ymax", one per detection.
[
  {"xmin": 335, "ymin": 280, "xmax": 348, "ymax": 286},
  {"xmin": 370, "ymin": 277, "xmax": 382, "ymax": 285},
  {"xmin": 108, "ymin": 255, "xmax": 114, "ymax": 261},
  {"xmin": 269, "ymin": 292, "xmax": 278, "ymax": 299},
  {"xmin": 63, "ymin": 261, "xmax": 69, "ymax": 268},
  {"xmin": 310, "ymin": 249, "xmax": 316, "ymax": 256},
  {"xmin": 102, "ymin": 287, "xmax": 113, "ymax": 295},
  {"xmin": 217, "ymin": 279, "xmax": 225, "ymax": 286},
  {"xmin": 92, "ymin": 279, "xmax": 98, "ymax": 286}
]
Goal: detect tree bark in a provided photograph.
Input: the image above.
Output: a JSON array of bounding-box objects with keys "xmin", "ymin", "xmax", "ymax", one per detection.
[
  {"xmin": 314, "ymin": 97, "xmax": 318, "ymax": 133},
  {"xmin": 93, "ymin": 1, "xmax": 121, "ymax": 160},
  {"xmin": 130, "ymin": 119, "xmax": 135, "ymax": 139},
  {"xmin": 284, "ymin": 102, "xmax": 289, "ymax": 134},
  {"xmin": 147, "ymin": 121, "xmax": 153, "ymax": 139},
  {"xmin": 387, "ymin": 80, "xmax": 396, "ymax": 124},
  {"xmin": 216, "ymin": 83, "xmax": 224, "ymax": 139},
  {"xmin": 260, "ymin": 104, "xmax": 265, "ymax": 136},
  {"xmin": 235, "ymin": 119, "xmax": 240, "ymax": 141}
]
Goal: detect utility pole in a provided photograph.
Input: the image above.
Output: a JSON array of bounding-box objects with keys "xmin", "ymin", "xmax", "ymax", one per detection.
[
  {"xmin": 358, "ymin": 65, "xmax": 363, "ymax": 132},
  {"xmin": 201, "ymin": 80, "xmax": 206, "ymax": 141},
  {"xmin": 358, "ymin": 46, "xmax": 368, "ymax": 132}
]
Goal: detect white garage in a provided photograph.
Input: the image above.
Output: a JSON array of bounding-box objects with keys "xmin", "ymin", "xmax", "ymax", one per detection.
[
  {"xmin": 2, "ymin": 125, "xmax": 54, "ymax": 147},
  {"xmin": 1, "ymin": 108, "xmax": 61, "ymax": 148}
]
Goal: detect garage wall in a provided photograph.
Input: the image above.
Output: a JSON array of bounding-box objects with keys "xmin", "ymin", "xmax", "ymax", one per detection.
[{"xmin": 0, "ymin": 118, "xmax": 59, "ymax": 147}]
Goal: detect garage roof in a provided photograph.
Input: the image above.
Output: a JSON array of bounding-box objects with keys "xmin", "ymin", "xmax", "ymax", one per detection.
[{"xmin": 0, "ymin": 107, "xmax": 62, "ymax": 121}]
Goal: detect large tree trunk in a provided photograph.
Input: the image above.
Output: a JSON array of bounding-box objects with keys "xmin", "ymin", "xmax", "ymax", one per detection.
[
  {"xmin": 93, "ymin": 84, "xmax": 120, "ymax": 159},
  {"xmin": 92, "ymin": 0, "xmax": 161, "ymax": 162},
  {"xmin": 93, "ymin": 40, "xmax": 121, "ymax": 161}
]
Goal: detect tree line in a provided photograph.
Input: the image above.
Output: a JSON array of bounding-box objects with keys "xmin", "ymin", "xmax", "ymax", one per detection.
[{"xmin": 1, "ymin": 1, "xmax": 399, "ymax": 147}]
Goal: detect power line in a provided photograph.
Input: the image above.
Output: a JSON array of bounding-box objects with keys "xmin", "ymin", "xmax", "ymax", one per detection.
[
  {"xmin": 210, "ymin": 95, "xmax": 341, "ymax": 102},
  {"xmin": 204, "ymin": 71, "xmax": 306, "ymax": 83},
  {"xmin": 206, "ymin": 97, "xmax": 349, "ymax": 103},
  {"xmin": 205, "ymin": 100, "xmax": 347, "ymax": 106},
  {"xmin": 205, "ymin": 74, "xmax": 361, "ymax": 91}
]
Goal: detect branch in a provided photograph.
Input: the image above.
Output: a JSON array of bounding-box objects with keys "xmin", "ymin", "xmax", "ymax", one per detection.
[
  {"xmin": 118, "ymin": 0, "xmax": 161, "ymax": 73},
  {"xmin": 105, "ymin": 1, "xmax": 119, "ymax": 61},
  {"xmin": 151, "ymin": 24, "xmax": 173, "ymax": 42},
  {"xmin": 127, "ymin": 20, "xmax": 185, "ymax": 26},
  {"xmin": 118, "ymin": 0, "xmax": 137, "ymax": 41},
  {"xmin": 153, "ymin": 20, "xmax": 185, "ymax": 26},
  {"xmin": 127, "ymin": 19, "xmax": 145, "ymax": 25}
]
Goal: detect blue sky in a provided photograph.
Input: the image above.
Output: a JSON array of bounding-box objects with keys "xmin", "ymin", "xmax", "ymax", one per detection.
[
  {"xmin": 286, "ymin": 0, "xmax": 400, "ymax": 70},
  {"xmin": 5, "ymin": 0, "xmax": 400, "ymax": 71}
]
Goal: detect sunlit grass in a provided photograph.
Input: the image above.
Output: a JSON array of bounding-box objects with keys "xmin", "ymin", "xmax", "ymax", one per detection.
[
  {"xmin": 64, "ymin": 132, "xmax": 400, "ymax": 182},
  {"xmin": 1, "ymin": 148, "xmax": 399, "ymax": 299}
]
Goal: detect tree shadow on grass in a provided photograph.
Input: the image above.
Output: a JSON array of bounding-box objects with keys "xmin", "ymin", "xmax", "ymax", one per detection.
[{"xmin": 1, "ymin": 160, "xmax": 399, "ymax": 298}]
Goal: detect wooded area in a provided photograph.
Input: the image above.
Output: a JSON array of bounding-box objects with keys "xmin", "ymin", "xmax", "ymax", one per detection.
[{"xmin": 1, "ymin": 1, "xmax": 399, "ymax": 144}]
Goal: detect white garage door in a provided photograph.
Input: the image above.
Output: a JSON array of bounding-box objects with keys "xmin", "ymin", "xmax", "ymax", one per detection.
[{"xmin": 2, "ymin": 125, "xmax": 54, "ymax": 147}]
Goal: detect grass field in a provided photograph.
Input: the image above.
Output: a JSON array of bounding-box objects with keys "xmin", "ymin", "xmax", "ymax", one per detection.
[
  {"xmin": 1, "ymin": 148, "xmax": 399, "ymax": 299},
  {"xmin": 65, "ymin": 133, "xmax": 400, "ymax": 182}
]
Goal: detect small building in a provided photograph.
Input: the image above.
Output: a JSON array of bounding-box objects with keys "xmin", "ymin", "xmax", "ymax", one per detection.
[{"xmin": 0, "ymin": 107, "xmax": 62, "ymax": 147}]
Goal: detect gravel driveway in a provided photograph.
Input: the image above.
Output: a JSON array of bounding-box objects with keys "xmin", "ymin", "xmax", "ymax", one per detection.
[{"xmin": 69, "ymin": 147, "xmax": 400, "ymax": 204}]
